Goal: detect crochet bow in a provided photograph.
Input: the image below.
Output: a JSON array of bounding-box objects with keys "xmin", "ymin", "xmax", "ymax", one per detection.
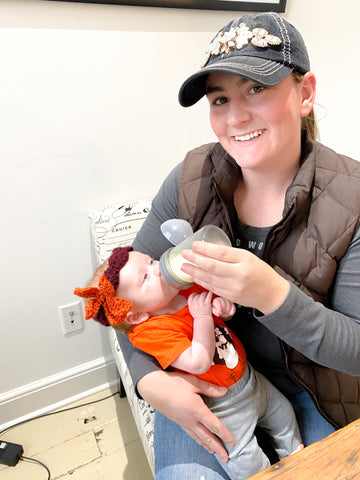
[{"xmin": 74, "ymin": 274, "xmax": 133, "ymax": 326}]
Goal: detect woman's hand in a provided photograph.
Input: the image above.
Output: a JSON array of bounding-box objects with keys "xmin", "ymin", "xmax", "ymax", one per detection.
[
  {"xmin": 182, "ymin": 242, "xmax": 290, "ymax": 315},
  {"xmin": 137, "ymin": 370, "xmax": 235, "ymax": 462}
]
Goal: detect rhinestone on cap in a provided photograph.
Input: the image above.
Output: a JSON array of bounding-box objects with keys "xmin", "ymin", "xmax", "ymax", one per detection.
[{"xmin": 202, "ymin": 23, "xmax": 281, "ymax": 68}]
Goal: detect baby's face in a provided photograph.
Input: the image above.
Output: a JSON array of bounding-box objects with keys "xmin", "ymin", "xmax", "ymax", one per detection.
[{"xmin": 118, "ymin": 251, "xmax": 179, "ymax": 315}]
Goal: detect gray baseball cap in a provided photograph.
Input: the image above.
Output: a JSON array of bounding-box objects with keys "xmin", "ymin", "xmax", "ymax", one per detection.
[{"xmin": 179, "ymin": 12, "xmax": 310, "ymax": 107}]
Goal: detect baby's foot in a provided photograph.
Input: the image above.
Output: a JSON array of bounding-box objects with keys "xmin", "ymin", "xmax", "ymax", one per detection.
[{"xmin": 292, "ymin": 443, "xmax": 304, "ymax": 454}]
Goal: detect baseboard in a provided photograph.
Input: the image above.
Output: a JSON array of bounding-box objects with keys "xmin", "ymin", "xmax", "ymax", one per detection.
[{"xmin": 0, "ymin": 355, "xmax": 119, "ymax": 432}]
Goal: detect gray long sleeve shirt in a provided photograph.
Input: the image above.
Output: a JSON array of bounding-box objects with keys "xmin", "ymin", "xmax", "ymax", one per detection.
[{"xmin": 117, "ymin": 161, "xmax": 360, "ymax": 397}]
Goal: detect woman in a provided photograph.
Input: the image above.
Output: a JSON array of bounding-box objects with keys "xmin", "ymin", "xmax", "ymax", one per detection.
[{"xmin": 118, "ymin": 12, "xmax": 360, "ymax": 479}]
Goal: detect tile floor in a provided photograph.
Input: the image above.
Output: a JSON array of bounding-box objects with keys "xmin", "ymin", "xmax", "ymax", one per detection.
[{"xmin": 0, "ymin": 386, "xmax": 154, "ymax": 479}]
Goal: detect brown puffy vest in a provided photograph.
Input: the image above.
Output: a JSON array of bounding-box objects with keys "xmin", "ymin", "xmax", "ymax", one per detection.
[{"xmin": 178, "ymin": 135, "xmax": 360, "ymax": 428}]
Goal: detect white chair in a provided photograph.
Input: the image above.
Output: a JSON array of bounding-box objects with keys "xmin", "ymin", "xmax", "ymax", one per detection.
[{"xmin": 89, "ymin": 199, "xmax": 155, "ymax": 475}]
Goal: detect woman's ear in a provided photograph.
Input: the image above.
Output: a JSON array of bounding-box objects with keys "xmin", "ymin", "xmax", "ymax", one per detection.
[
  {"xmin": 126, "ymin": 310, "xmax": 149, "ymax": 325},
  {"xmin": 300, "ymin": 72, "xmax": 316, "ymax": 117}
]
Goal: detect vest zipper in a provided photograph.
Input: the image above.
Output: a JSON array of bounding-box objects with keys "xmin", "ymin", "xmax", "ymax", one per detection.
[
  {"xmin": 279, "ymin": 339, "xmax": 339, "ymax": 429},
  {"xmin": 263, "ymin": 200, "xmax": 295, "ymax": 263},
  {"xmin": 210, "ymin": 177, "xmax": 235, "ymax": 244}
]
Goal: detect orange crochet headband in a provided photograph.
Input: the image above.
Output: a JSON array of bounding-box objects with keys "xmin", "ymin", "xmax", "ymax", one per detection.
[{"xmin": 74, "ymin": 246, "xmax": 133, "ymax": 327}]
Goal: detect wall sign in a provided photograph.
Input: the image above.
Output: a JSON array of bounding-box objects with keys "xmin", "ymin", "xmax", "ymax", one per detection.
[{"xmin": 52, "ymin": 0, "xmax": 287, "ymax": 12}]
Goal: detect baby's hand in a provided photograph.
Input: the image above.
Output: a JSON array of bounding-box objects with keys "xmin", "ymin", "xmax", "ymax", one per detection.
[
  {"xmin": 212, "ymin": 297, "xmax": 236, "ymax": 320},
  {"xmin": 188, "ymin": 291, "xmax": 213, "ymax": 319}
]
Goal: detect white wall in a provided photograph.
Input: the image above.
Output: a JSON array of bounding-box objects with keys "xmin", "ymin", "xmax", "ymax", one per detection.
[{"xmin": 1, "ymin": 0, "xmax": 359, "ymax": 427}]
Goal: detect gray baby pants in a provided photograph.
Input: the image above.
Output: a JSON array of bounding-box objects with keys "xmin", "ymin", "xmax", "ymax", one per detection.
[{"xmin": 204, "ymin": 363, "xmax": 301, "ymax": 480}]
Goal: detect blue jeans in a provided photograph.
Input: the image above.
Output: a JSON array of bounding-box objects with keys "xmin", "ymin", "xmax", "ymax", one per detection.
[
  {"xmin": 289, "ymin": 390, "xmax": 335, "ymax": 445},
  {"xmin": 154, "ymin": 389, "xmax": 335, "ymax": 480}
]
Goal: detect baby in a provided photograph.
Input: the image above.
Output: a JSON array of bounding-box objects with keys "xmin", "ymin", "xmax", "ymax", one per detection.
[{"xmin": 75, "ymin": 246, "xmax": 302, "ymax": 480}]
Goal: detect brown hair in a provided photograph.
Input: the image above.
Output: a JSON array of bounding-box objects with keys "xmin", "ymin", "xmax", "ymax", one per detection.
[
  {"xmin": 292, "ymin": 71, "xmax": 318, "ymax": 141},
  {"xmin": 89, "ymin": 261, "xmax": 108, "ymax": 287},
  {"xmin": 111, "ymin": 316, "xmax": 134, "ymax": 336}
]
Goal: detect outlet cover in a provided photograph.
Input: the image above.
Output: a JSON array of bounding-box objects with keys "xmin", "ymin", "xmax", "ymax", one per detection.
[{"xmin": 59, "ymin": 301, "xmax": 84, "ymax": 335}]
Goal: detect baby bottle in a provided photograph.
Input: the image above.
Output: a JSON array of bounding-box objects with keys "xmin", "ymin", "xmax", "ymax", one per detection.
[{"xmin": 159, "ymin": 224, "xmax": 231, "ymax": 289}]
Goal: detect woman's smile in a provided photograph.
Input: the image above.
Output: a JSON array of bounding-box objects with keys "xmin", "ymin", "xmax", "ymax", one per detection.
[{"xmin": 234, "ymin": 129, "xmax": 265, "ymax": 142}]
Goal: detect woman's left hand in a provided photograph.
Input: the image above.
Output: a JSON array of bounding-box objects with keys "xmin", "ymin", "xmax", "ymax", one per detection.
[{"xmin": 182, "ymin": 241, "xmax": 290, "ymax": 315}]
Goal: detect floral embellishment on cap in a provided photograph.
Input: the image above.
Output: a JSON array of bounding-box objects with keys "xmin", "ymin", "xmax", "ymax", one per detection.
[
  {"xmin": 251, "ymin": 28, "xmax": 282, "ymax": 48},
  {"xmin": 202, "ymin": 23, "xmax": 282, "ymax": 67}
]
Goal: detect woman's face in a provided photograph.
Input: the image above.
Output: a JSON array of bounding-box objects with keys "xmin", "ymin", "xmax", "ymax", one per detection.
[{"xmin": 205, "ymin": 72, "xmax": 315, "ymax": 173}]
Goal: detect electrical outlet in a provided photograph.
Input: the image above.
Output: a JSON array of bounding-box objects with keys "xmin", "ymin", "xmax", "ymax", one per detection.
[{"xmin": 59, "ymin": 301, "xmax": 84, "ymax": 335}]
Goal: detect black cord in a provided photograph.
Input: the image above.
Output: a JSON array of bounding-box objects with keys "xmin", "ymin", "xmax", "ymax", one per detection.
[
  {"xmin": 21, "ymin": 456, "xmax": 51, "ymax": 479},
  {"xmin": 0, "ymin": 390, "xmax": 120, "ymax": 435}
]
